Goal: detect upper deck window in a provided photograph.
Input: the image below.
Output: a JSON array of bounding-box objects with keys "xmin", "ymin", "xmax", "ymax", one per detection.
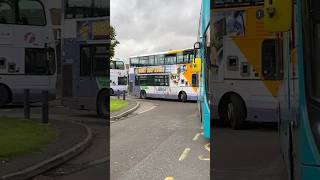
[
  {"xmin": 165, "ymin": 54, "xmax": 177, "ymax": 65},
  {"xmin": 18, "ymin": 0, "xmax": 46, "ymax": 26},
  {"xmin": 0, "ymin": 1, "xmax": 15, "ymax": 24},
  {"xmin": 65, "ymin": 0, "xmax": 109, "ymax": 19},
  {"xmin": 0, "ymin": 0, "xmax": 46, "ymax": 25},
  {"xmin": 115, "ymin": 61, "xmax": 124, "ymax": 70}
]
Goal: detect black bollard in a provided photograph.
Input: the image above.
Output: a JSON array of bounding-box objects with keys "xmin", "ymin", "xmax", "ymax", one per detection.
[
  {"xmin": 24, "ymin": 89, "xmax": 30, "ymax": 119},
  {"xmin": 42, "ymin": 90, "xmax": 49, "ymax": 124},
  {"xmin": 117, "ymin": 90, "xmax": 120, "ymax": 99},
  {"xmin": 123, "ymin": 90, "xmax": 126, "ymax": 100}
]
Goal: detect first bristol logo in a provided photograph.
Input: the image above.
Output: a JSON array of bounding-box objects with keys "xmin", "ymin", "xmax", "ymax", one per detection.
[{"xmin": 24, "ymin": 32, "xmax": 36, "ymax": 44}]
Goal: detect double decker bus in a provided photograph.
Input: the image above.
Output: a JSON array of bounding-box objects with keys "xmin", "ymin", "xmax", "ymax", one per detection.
[
  {"xmin": 0, "ymin": 0, "xmax": 57, "ymax": 107},
  {"xmin": 61, "ymin": 0, "xmax": 109, "ymax": 118},
  {"xmin": 204, "ymin": 0, "xmax": 281, "ymax": 130},
  {"xmin": 129, "ymin": 49, "xmax": 199, "ymax": 102},
  {"xmin": 110, "ymin": 59, "xmax": 127, "ymax": 95},
  {"xmin": 264, "ymin": 0, "xmax": 320, "ymax": 178}
]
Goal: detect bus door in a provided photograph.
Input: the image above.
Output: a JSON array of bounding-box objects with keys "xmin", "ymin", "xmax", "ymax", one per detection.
[
  {"xmin": 154, "ymin": 75, "xmax": 169, "ymax": 98},
  {"xmin": 78, "ymin": 45, "xmax": 98, "ymax": 97}
]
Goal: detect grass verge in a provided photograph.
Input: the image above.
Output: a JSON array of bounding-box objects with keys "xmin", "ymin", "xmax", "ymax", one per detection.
[
  {"xmin": 110, "ymin": 98, "xmax": 129, "ymax": 112},
  {"xmin": 0, "ymin": 117, "xmax": 58, "ymax": 160}
]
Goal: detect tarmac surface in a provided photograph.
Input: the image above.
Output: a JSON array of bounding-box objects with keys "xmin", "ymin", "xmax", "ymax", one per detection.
[
  {"xmin": 111, "ymin": 98, "xmax": 210, "ymax": 180},
  {"xmin": 212, "ymin": 121, "xmax": 288, "ymax": 180}
]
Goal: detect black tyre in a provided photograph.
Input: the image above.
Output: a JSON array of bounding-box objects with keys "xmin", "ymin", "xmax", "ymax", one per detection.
[
  {"xmin": 0, "ymin": 85, "xmax": 9, "ymax": 107},
  {"xmin": 110, "ymin": 88, "xmax": 114, "ymax": 96},
  {"xmin": 227, "ymin": 95, "xmax": 246, "ymax": 130},
  {"xmin": 179, "ymin": 91, "xmax": 187, "ymax": 102},
  {"xmin": 140, "ymin": 90, "xmax": 146, "ymax": 99},
  {"xmin": 97, "ymin": 90, "xmax": 108, "ymax": 119}
]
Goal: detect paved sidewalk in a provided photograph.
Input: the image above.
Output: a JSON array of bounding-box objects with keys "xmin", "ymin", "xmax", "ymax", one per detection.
[{"xmin": 0, "ymin": 119, "xmax": 92, "ymax": 180}]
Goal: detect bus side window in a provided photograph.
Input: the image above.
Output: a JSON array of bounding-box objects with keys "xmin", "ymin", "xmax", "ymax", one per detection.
[
  {"xmin": 262, "ymin": 39, "xmax": 277, "ymax": 80},
  {"xmin": 165, "ymin": 75, "xmax": 169, "ymax": 86},
  {"xmin": 192, "ymin": 74, "xmax": 199, "ymax": 87},
  {"xmin": 149, "ymin": 56, "xmax": 155, "ymax": 66},
  {"xmin": 177, "ymin": 53, "xmax": 184, "ymax": 64},
  {"xmin": 183, "ymin": 54, "xmax": 189, "ymax": 63},
  {"xmin": 227, "ymin": 56, "xmax": 239, "ymax": 71}
]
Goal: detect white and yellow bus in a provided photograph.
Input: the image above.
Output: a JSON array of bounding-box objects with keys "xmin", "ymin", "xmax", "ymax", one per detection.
[
  {"xmin": 129, "ymin": 49, "xmax": 199, "ymax": 102},
  {"xmin": 207, "ymin": 0, "xmax": 282, "ymax": 129}
]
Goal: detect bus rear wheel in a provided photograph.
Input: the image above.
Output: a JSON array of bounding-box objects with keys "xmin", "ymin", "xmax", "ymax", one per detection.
[
  {"xmin": 140, "ymin": 90, "xmax": 146, "ymax": 99},
  {"xmin": 227, "ymin": 95, "xmax": 245, "ymax": 130},
  {"xmin": 179, "ymin": 91, "xmax": 187, "ymax": 102},
  {"xmin": 97, "ymin": 90, "xmax": 108, "ymax": 119},
  {"xmin": 0, "ymin": 85, "xmax": 9, "ymax": 107}
]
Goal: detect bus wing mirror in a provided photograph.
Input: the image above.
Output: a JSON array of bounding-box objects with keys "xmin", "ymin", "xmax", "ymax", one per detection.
[
  {"xmin": 264, "ymin": 0, "xmax": 292, "ymax": 32},
  {"xmin": 193, "ymin": 42, "xmax": 201, "ymax": 63},
  {"xmin": 194, "ymin": 42, "xmax": 201, "ymax": 50}
]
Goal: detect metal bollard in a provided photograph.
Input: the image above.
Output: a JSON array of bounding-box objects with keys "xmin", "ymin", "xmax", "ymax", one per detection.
[
  {"xmin": 117, "ymin": 90, "xmax": 120, "ymax": 99},
  {"xmin": 42, "ymin": 90, "xmax": 49, "ymax": 124},
  {"xmin": 24, "ymin": 89, "xmax": 30, "ymax": 119},
  {"xmin": 123, "ymin": 90, "xmax": 126, "ymax": 100}
]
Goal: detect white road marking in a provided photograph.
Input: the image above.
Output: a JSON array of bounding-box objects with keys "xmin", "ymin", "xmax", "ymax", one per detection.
[
  {"xmin": 205, "ymin": 143, "xmax": 210, "ymax": 152},
  {"xmin": 179, "ymin": 148, "xmax": 191, "ymax": 161},
  {"xmin": 200, "ymin": 132, "xmax": 204, "ymax": 136},
  {"xmin": 198, "ymin": 155, "xmax": 210, "ymax": 161},
  {"xmin": 193, "ymin": 133, "xmax": 201, "ymax": 141},
  {"xmin": 137, "ymin": 105, "xmax": 157, "ymax": 114}
]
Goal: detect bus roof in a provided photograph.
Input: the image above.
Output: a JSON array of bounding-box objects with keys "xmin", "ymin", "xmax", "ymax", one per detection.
[
  {"xmin": 128, "ymin": 48, "xmax": 193, "ymax": 59},
  {"xmin": 111, "ymin": 58, "xmax": 125, "ymax": 62}
]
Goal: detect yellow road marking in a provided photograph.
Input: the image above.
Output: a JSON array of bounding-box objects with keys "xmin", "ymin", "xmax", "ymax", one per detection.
[
  {"xmin": 193, "ymin": 133, "xmax": 201, "ymax": 141},
  {"xmin": 164, "ymin": 177, "xmax": 174, "ymax": 180},
  {"xmin": 179, "ymin": 148, "xmax": 191, "ymax": 161}
]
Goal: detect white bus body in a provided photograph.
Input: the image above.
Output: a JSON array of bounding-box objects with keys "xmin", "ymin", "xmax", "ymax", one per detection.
[
  {"xmin": 0, "ymin": 0, "xmax": 57, "ymax": 106},
  {"xmin": 110, "ymin": 59, "xmax": 128, "ymax": 95}
]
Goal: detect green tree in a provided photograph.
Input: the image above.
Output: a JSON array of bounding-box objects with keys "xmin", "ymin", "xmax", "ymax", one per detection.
[{"xmin": 110, "ymin": 25, "xmax": 119, "ymax": 58}]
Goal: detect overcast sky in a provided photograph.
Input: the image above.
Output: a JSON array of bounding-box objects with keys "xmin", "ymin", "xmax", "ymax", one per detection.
[{"xmin": 111, "ymin": 0, "xmax": 201, "ymax": 61}]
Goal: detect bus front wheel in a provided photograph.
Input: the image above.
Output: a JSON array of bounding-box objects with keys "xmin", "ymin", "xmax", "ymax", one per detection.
[
  {"xmin": 97, "ymin": 90, "xmax": 108, "ymax": 119},
  {"xmin": 0, "ymin": 85, "xmax": 9, "ymax": 107},
  {"xmin": 227, "ymin": 95, "xmax": 245, "ymax": 130},
  {"xmin": 110, "ymin": 88, "xmax": 114, "ymax": 96},
  {"xmin": 179, "ymin": 91, "xmax": 187, "ymax": 102},
  {"xmin": 140, "ymin": 90, "xmax": 146, "ymax": 99}
]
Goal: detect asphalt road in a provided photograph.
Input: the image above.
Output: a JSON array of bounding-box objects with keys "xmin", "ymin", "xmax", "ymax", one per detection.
[
  {"xmin": 212, "ymin": 121, "xmax": 288, "ymax": 180},
  {"xmin": 111, "ymin": 99, "xmax": 210, "ymax": 180}
]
